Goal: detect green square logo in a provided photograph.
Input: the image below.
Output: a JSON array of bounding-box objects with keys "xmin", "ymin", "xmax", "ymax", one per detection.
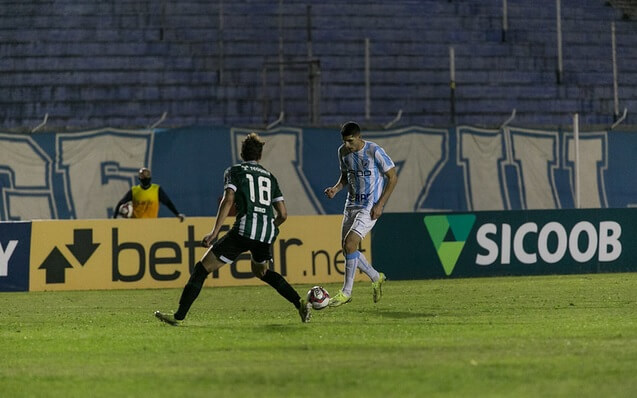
[{"xmin": 424, "ymin": 214, "xmax": 476, "ymax": 276}]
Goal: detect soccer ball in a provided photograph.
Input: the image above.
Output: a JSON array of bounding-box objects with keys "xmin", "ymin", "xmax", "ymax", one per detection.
[
  {"xmin": 119, "ymin": 201, "xmax": 133, "ymax": 218},
  {"xmin": 307, "ymin": 286, "xmax": 330, "ymax": 310}
]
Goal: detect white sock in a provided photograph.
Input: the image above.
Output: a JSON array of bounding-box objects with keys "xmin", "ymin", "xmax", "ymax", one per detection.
[
  {"xmin": 342, "ymin": 252, "xmax": 359, "ymax": 296},
  {"xmin": 356, "ymin": 252, "xmax": 380, "ymax": 282}
]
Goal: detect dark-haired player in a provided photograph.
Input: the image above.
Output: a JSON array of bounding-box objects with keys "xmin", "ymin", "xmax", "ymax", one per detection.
[
  {"xmin": 155, "ymin": 132, "xmax": 312, "ymax": 324},
  {"xmin": 324, "ymin": 121, "xmax": 397, "ymax": 307}
]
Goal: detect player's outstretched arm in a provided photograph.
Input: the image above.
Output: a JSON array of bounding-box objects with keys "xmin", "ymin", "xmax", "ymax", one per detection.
[
  {"xmin": 202, "ymin": 188, "xmax": 235, "ymax": 247},
  {"xmin": 324, "ymin": 171, "xmax": 347, "ymax": 199},
  {"xmin": 273, "ymin": 200, "xmax": 288, "ymax": 227},
  {"xmin": 158, "ymin": 186, "xmax": 185, "ymax": 222}
]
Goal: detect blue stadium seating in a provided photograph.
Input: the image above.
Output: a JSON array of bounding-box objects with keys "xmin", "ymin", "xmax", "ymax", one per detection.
[{"xmin": 1, "ymin": 0, "xmax": 636, "ymax": 131}]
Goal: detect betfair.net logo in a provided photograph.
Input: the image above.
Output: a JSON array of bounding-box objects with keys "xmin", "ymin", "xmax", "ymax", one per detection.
[{"xmin": 424, "ymin": 214, "xmax": 476, "ymax": 276}]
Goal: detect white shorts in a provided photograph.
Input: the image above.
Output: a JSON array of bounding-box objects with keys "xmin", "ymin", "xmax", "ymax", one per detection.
[{"xmin": 341, "ymin": 208, "xmax": 377, "ymax": 240}]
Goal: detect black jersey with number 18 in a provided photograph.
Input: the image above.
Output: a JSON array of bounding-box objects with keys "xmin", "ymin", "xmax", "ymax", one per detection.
[{"xmin": 223, "ymin": 161, "xmax": 284, "ymax": 244}]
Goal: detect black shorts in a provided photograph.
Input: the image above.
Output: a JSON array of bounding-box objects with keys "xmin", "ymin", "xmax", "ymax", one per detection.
[{"xmin": 211, "ymin": 230, "xmax": 273, "ymax": 264}]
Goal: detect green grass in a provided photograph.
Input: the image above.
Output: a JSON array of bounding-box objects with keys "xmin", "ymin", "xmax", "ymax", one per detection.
[{"xmin": 1, "ymin": 273, "xmax": 636, "ymax": 397}]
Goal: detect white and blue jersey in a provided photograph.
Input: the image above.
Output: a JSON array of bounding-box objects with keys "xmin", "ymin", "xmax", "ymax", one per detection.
[{"xmin": 338, "ymin": 140, "xmax": 395, "ymax": 211}]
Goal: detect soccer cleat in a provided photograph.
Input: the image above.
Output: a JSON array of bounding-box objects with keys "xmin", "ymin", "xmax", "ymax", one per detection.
[
  {"xmin": 154, "ymin": 310, "xmax": 181, "ymax": 326},
  {"xmin": 328, "ymin": 291, "xmax": 352, "ymax": 307},
  {"xmin": 372, "ymin": 272, "xmax": 386, "ymax": 303},
  {"xmin": 298, "ymin": 298, "xmax": 312, "ymax": 323}
]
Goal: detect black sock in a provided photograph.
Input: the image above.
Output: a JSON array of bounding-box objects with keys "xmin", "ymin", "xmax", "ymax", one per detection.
[
  {"xmin": 260, "ymin": 269, "xmax": 301, "ymax": 309},
  {"xmin": 174, "ymin": 262, "xmax": 209, "ymax": 320}
]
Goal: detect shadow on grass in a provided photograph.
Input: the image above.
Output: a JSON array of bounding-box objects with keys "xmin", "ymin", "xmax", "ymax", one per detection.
[
  {"xmin": 262, "ymin": 323, "xmax": 300, "ymax": 331},
  {"xmin": 359, "ymin": 309, "xmax": 437, "ymax": 319}
]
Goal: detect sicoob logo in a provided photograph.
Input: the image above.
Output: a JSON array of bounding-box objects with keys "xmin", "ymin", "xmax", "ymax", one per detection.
[{"xmin": 424, "ymin": 214, "xmax": 476, "ymax": 276}]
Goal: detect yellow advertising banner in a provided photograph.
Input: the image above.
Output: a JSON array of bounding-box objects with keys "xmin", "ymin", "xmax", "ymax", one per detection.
[{"xmin": 29, "ymin": 216, "xmax": 370, "ymax": 291}]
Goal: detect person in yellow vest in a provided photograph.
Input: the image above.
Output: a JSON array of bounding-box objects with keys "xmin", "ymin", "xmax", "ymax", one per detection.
[{"xmin": 113, "ymin": 167, "xmax": 185, "ymax": 221}]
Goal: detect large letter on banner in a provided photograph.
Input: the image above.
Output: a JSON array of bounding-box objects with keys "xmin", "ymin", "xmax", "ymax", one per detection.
[
  {"xmin": 231, "ymin": 128, "xmax": 325, "ymax": 215},
  {"xmin": 0, "ymin": 134, "xmax": 57, "ymax": 220},
  {"xmin": 510, "ymin": 128, "xmax": 560, "ymax": 209},
  {"xmin": 367, "ymin": 127, "xmax": 447, "ymax": 212},
  {"xmin": 56, "ymin": 129, "xmax": 154, "ymax": 219},
  {"xmin": 458, "ymin": 127, "xmax": 508, "ymax": 211}
]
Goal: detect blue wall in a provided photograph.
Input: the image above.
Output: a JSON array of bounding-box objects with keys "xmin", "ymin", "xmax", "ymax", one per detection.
[{"xmin": 1, "ymin": 124, "xmax": 636, "ymax": 220}]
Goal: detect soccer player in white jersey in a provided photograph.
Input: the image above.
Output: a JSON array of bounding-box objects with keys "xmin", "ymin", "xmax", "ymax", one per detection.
[
  {"xmin": 155, "ymin": 132, "xmax": 312, "ymax": 325},
  {"xmin": 324, "ymin": 121, "xmax": 398, "ymax": 307}
]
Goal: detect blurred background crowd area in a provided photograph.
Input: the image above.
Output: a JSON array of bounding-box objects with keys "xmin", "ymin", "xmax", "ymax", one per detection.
[{"xmin": 1, "ymin": 0, "xmax": 636, "ymax": 133}]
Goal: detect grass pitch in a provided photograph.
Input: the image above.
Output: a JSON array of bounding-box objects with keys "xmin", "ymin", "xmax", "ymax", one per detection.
[{"xmin": 1, "ymin": 273, "xmax": 636, "ymax": 397}]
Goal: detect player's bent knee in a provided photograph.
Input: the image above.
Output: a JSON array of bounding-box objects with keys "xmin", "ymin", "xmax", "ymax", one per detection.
[
  {"xmin": 343, "ymin": 239, "xmax": 359, "ymax": 255},
  {"xmin": 251, "ymin": 261, "xmax": 269, "ymax": 279},
  {"xmin": 343, "ymin": 231, "xmax": 362, "ymax": 254},
  {"xmin": 201, "ymin": 255, "xmax": 225, "ymax": 273}
]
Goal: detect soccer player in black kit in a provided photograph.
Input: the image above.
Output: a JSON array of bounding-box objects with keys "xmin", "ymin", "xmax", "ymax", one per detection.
[{"xmin": 155, "ymin": 132, "xmax": 312, "ymax": 324}]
